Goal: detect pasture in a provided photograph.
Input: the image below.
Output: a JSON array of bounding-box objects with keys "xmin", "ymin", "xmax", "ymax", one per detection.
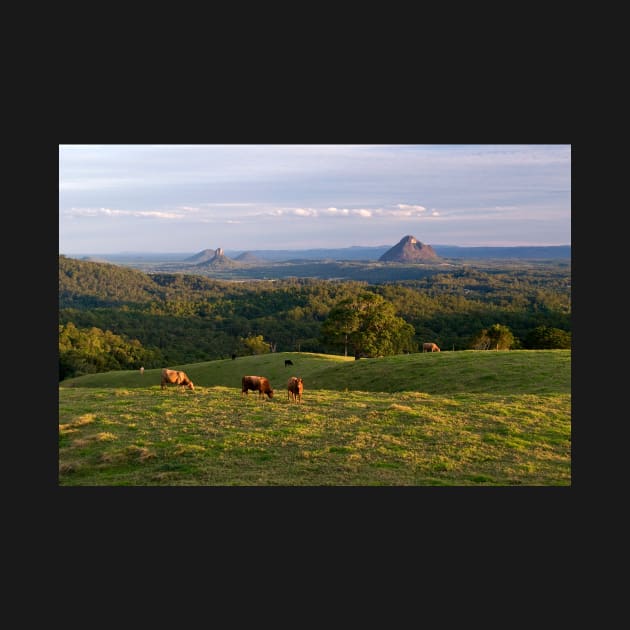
[{"xmin": 59, "ymin": 350, "xmax": 571, "ymax": 486}]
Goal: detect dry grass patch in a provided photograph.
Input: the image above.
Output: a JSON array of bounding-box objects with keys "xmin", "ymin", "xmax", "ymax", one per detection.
[
  {"xmin": 388, "ymin": 404, "xmax": 416, "ymax": 413},
  {"xmin": 96, "ymin": 432, "xmax": 117, "ymax": 442},
  {"xmin": 60, "ymin": 414, "xmax": 97, "ymax": 432},
  {"xmin": 101, "ymin": 445, "xmax": 156, "ymax": 463},
  {"xmin": 174, "ymin": 444, "xmax": 207, "ymax": 456},
  {"xmin": 59, "ymin": 461, "xmax": 80, "ymax": 474},
  {"xmin": 77, "ymin": 413, "xmax": 97, "ymax": 425},
  {"xmin": 129, "ymin": 445, "xmax": 155, "ymax": 461}
]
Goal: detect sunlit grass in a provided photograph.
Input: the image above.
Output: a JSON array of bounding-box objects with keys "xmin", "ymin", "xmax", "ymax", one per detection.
[{"xmin": 59, "ymin": 350, "xmax": 571, "ymax": 487}]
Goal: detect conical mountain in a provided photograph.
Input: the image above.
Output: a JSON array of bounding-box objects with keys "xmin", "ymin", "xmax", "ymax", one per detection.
[{"xmin": 378, "ymin": 235, "xmax": 439, "ymax": 262}]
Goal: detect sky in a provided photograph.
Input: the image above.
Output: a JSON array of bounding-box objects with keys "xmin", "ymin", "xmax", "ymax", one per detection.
[{"xmin": 59, "ymin": 144, "xmax": 571, "ymax": 254}]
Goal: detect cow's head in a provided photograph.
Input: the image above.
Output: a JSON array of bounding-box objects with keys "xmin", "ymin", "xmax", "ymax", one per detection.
[
  {"xmin": 267, "ymin": 389, "xmax": 274, "ymax": 399},
  {"xmin": 184, "ymin": 380, "xmax": 194, "ymax": 391}
]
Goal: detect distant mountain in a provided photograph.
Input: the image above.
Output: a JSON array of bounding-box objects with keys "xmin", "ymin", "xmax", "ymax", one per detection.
[
  {"xmin": 185, "ymin": 249, "xmax": 218, "ymax": 263},
  {"xmin": 432, "ymin": 245, "xmax": 571, "ymax": 260},
  {"xmin": 224, "ymin": 245, "xmax": 391, "ymax": 262},
  {"xmin": 68, "ymin": 243, "xmax": 571, "ymax": 266},
  {"xmin": 193, "ymin": 248, "xmax": 241, "ymax": 269},
  {"xmin": 234, "ymin": 251, "xmax": 265, "ymax": 264},
  {"xmin": 379, "ymin": 235, "xmax": 439, "ymax": 263}
]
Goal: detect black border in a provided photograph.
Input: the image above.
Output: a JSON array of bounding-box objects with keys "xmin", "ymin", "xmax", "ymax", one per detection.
[{"xmin": 53, "ymin": 100, "xmax": 573, "ymax": 550}]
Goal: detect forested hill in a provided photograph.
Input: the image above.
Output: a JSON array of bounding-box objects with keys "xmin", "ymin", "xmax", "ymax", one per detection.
[
  {"xmin": 59, "ymin": 254, "xmax": 571, "ymax": 381},
  {"xmin": 59, "ymin": 254, "xmax": 261, "ymax": 307},
  {"xmin": 60, "ymin": 255, "xmax": 157, "ymax": 306}
]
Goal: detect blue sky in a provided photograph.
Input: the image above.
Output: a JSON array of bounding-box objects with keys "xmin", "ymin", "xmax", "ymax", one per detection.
[{"xmin": 59, "ymin": 144, "xmax": 571, "ymax": 253}]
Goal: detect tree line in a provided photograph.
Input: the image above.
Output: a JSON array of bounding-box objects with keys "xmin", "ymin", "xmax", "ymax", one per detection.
[{"xmin": 59, "ymin": 256, "xmax": 571, "ymax": 379}]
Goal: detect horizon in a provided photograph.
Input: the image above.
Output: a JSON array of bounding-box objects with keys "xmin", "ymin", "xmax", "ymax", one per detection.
[
  {"xmin": 59, "ymin": 144, "xmax": 571, "ymax": 253},
  {"xmin": 60, "ymin": 241, "xmax": 572, "ymax": 257}
]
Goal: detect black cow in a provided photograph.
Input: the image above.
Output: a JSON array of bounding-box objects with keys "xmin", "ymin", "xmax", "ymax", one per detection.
[{"xmin": 285, "ymin": 359, "xmax": 294, "ymax": 367}]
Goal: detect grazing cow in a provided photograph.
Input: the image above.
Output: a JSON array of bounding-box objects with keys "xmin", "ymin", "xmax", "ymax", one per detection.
[
  {"xmin": 161, "ymin": 368, "xmax": 194, "ymax": 391},
  {"xmin": 422, "ymin": 342, "xmax": 441, "ymax": 352},
  {"xmin": 232, "ymin": 354, "xmax": 237, "ymax": 360},
  {"xmin": 284, "ymin": 359, "xmax": 294, "ymax": 367},
  {"xmin": 287, "ymin": 376, "xmax": 304, "ymax": 403},
  {"xmin": 241, "ymin": 375, "xmax": 274, "ymax": 399}
]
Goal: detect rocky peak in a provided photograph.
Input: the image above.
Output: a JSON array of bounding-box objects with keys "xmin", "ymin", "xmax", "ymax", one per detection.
[{"xmin": 378, "ymin": 235, "xmax": 439, "ymax": 263}]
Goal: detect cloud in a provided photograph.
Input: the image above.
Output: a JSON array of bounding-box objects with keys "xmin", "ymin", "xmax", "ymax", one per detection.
[
  {"xmin": 292, "ymin": 208, "xmax": 319, "ymax": 217},
  {"xmin": 396, "ymin": 204, "xmax": 427, "ymax": 212},
  {"xmin": 64, "ymin": 202, "xmax": 443, "ymax": 223},
  {"xmin": 259, "ymin": 206, "xmax": 434, "ymax": 220},
  {"xmin": 319, "ymin": 208, "xmax": 374, "ymax": 218},
  {"xmin": 65, "ymin": 207, "xmax": 186, "ymax": 220}
]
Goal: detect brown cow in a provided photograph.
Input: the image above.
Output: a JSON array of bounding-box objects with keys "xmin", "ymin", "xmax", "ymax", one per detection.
[
  {"xmin": 161, "ymin": 368, "xmax": 194, "ymax": 391},
  {"xmin": 287, "ymin": 376, "xmax": 304, "ymax": 403},
  {"xmin": 422, "ymin": 342, "xmax": 440, "ymax": 352},
  {"xmin": 241, "ymin": 375, "xmax": 274, "ymax": 399}
]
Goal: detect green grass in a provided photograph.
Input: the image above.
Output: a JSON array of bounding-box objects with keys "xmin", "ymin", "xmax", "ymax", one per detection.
[{"xmin": 59, "ymin": 350, "xmax": 571, "ymax": 486}]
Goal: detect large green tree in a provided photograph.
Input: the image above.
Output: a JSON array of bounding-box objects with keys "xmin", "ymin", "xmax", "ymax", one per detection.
[
  {"xmin": 239, "ymin": 334, "xmax": 272, "ymax": 355},
  {"xmin": 524, "ymin": 325, "xmax": 571, "ymax": 349},
  {"xmin": 470, "ymin": 323, "xmax": 516, "ymax": 350},
  {"xmin": 320, "ymin": 292, "xmax": 416, "ymax": 358}
]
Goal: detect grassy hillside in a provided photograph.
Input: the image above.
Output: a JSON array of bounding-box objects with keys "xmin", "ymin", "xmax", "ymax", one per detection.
[
  {"xmin": 59, "ymin": 350, "xmax": 571, "ymax": 486},
  {"xmin": 60, "ymin": 350, "xmax": 569, "ymax": 395}
]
